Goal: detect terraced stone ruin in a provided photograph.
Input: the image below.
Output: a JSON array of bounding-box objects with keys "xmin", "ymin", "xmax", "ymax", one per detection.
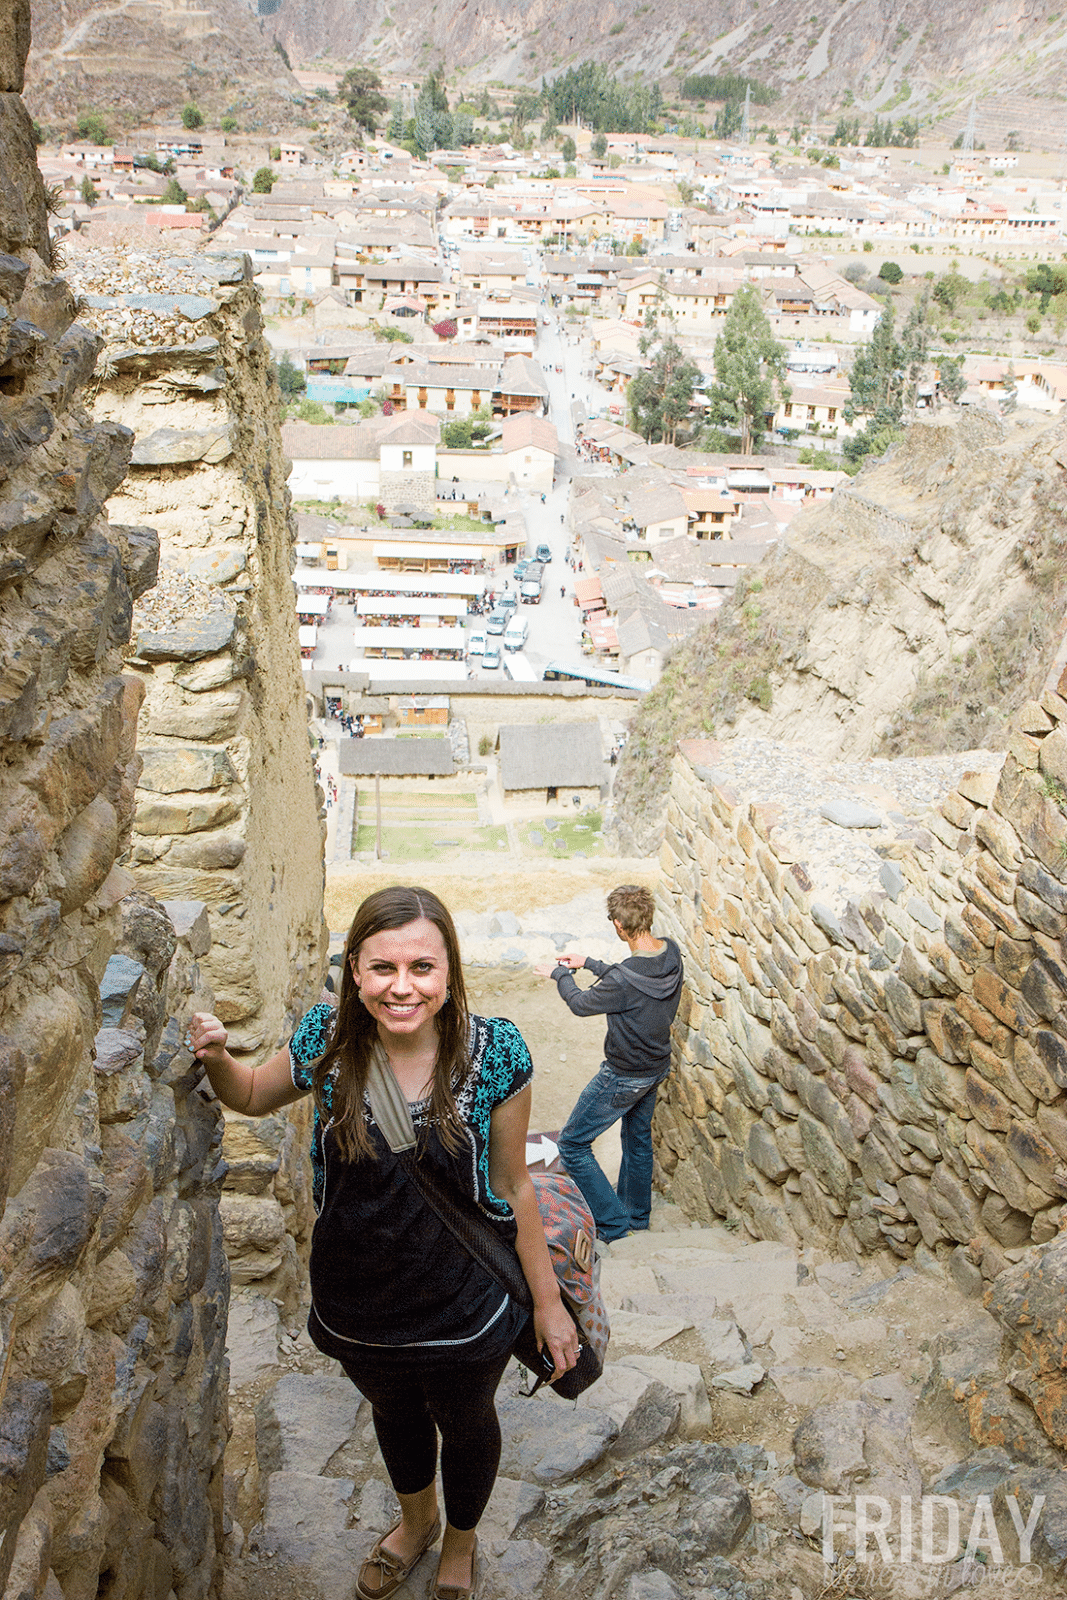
[{"xmin": 4, "ymin": 2, "xmax": 1067, "ymax": 1595}]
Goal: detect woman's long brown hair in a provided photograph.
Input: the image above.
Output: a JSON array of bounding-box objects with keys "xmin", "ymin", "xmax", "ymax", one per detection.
[{"xmin": 312, "ymin": 885, "xmax": 472, "ymax": 1161}]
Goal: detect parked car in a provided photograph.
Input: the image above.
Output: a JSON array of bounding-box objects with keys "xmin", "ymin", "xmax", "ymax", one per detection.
[
  {"xmin": 535, "ymin": 543, "xmax": 552, "ymax": 564},
  {"xmin": 520, "ymin": 578, "xmax": 542, "ymax": 605},
  {"xmin": 466, "ymin": 631, "xmax": 487, "ymax": 657},
  {"xmin": 513, "ymin": 560, "xmax": 530, "ymax": 582},
  {"xmin": 483, "ymin": 642, "xmax": 502, "ymax": 669},
  {"xmin": 500, "ymin": 591, "xmax": 518, "ymax": 610},
  {"xmin": 486, "ymin": 609, "xmax": 509, "ymax": 635},
  {"xmin": 503, "ymin": 617, "xmax": 529, "ymax": 652}
]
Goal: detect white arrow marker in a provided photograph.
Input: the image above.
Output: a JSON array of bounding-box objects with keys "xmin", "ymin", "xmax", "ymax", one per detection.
[{"xmin": 525, "ymin": 1134, "xmax": 559, "ymax": 1167}]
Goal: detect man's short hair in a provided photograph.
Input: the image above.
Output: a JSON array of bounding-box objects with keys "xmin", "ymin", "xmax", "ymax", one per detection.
[{"xmin": 607, "ymin": 884, "xmax": 655, "ymax": 935}]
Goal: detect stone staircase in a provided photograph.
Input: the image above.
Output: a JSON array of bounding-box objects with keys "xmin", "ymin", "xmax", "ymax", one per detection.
[{"xmin": 221, "ymin": 1207, "xmax": 1067, "ymax": 1600}]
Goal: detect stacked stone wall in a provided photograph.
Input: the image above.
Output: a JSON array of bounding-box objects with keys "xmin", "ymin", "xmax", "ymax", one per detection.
[
  {"xmin": 64, "ymin": 249, "xmax": 329, "ymax": 1307},
  {"xmin": 0, "ymin": 10, "xmax": 231, "ymax": 1596},
  {"xmin": 655, "ymin": 677, "xmax": 1067, "ymax": 1319}
]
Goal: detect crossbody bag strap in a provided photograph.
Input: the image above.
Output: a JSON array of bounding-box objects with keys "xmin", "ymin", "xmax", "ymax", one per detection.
[{"xmin": 365, "ymin": 1043, "xmax": 533, "ymax": 1311}]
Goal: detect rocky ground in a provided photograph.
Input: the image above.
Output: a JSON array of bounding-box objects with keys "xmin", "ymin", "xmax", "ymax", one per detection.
[{"xmin": 221, "ymin": 1199, "xmax": 1066, "ymax": 1600}]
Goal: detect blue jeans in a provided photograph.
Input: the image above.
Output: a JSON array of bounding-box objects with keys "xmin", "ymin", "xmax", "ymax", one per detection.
[{"xmin": 558, "ymin": 1062, "xmax": 667, "ymax": 1242}]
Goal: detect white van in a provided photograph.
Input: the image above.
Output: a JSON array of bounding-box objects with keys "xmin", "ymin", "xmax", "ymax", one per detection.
[
  {"xmin": 503, "ymin": 617, "xmax": 528, "ymax": 652},
  {"xmin": 503, "ymin": 652, "xmax": 539, "ymax": 682}
]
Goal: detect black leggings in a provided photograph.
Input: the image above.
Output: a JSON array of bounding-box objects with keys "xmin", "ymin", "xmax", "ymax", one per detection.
[{"xmin": 339, "ymin": 1347, "xmax": 512, "ymax": 1531}]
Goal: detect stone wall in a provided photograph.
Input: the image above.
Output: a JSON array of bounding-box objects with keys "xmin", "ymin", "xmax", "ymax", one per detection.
[
  {"xmin": 64, "ymin": 248, "xmax": 329, "ymax": 1308},
  {"xmin": 654, "ymin": 677, "xmax": 1067, "ymax": 1451},
  {"xmin": 0, "ymin": 14, "xmax": 230, "ymax": 1597},
  {"xmin": 378, "ymin": 467, "xmax": 435, "ymax": 513}
]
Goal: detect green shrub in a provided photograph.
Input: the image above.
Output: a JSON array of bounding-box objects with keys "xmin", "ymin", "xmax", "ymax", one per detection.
[{"xmin": 76, "ymin": 111, "xmax": 110, "ymax": 144}]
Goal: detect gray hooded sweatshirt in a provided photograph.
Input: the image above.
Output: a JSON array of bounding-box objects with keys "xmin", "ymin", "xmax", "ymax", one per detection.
[{"xmin": 551, "ymin": 938, "xmax": 684, "ymax": 1076}]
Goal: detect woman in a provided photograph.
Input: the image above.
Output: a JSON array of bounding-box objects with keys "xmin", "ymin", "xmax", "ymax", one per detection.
[{"xmin": 188, "ymin": 887, "xmax": 577, "ymax": 1600}]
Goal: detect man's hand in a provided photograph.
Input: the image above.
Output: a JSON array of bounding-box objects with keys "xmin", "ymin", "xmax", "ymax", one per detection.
[
  {"xmin": 533, "ymin": 962, "xmax": 558, "ymax": 978},
  {"xmin": 555, "ymin": 954, "xmax": 585, "ymax": 970}
]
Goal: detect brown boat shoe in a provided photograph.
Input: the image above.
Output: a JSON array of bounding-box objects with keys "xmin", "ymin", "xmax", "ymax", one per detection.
[{"xmin": 354, "ymin": 1515, "xmax": 442, "ymax": 1600}]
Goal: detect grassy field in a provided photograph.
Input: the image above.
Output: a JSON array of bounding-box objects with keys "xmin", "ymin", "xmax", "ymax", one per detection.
[{"xmin": 517, "ymin": 810, "xmax": 605, "ymax": 857}]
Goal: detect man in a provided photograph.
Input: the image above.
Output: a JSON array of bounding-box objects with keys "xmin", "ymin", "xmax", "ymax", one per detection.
[{"xmin": 536, "ymin": 886, "xmax": 683, "ymax": 1242}]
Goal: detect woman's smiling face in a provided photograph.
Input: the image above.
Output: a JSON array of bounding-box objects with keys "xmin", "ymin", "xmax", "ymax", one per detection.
[{"xmin": 351, "ymin": 917, "xmax": 449, "ymax": 1042}]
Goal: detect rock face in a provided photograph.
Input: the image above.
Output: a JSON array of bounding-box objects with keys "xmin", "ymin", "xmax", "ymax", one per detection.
[
  {"xmin": 264, "ymin": 0, "xmax": 1067, "ymax": 137},
  {"xmin": 0, "ymin": 22, "xmax": 230, "ymax": 1597},
  {"xmin": 655, "ymin": 658, "xmax": 1067, "ymax": 1458},
  {"xmin": 615, "ymin": 412, "xmax": 1067, "ymax": 855},
  {"xmin": 67, "ymin": 248, "xmax": 328, "ymax": 1310},
  {"xmin": 24, "ymin": 0, "xmax": 304, "ymax": 132}
]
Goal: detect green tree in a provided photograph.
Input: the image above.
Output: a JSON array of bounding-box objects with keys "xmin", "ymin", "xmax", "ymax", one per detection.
[
  {"xmin": 1025, "ymin": 262, "xmax": 1067, "ymax": 312},
  {"xmin": 713, "ymin": 102, "xmax": 742, "ymax": 139},
  {"xmin": 841, "ymin": 414, "xmax": 905, "ymax": 473},
  {"xmin": 933, "ymin": 269, "xmax": 968, "ymax": 313},
  {"xmin": 181, "ymin": 103, "xmax": 204, "ymax": 130},
  {"xmin": 76, "ymin": 111, "xmax": 110, "ymax": 144},
  {"xmin": 252, "ymin": 166, "xmax": 275, "ymax": 193},
  {"xmin": 592, "ymin": 132, "xmax": 608, "ymax": 159},
  {"xmin": 561, "ymin": 135, "xmax": 576, "ymax": 163},
  {"xmin": 899, "ymin": 290, "xmax": 931, "ymax": 410},
  {"xmin": 846, "ymin": 301, "xmax": 903, "ymax": 421},
  {"xmin": 707, "ymin": 283, "xmax": 787, "ymax": 455},
  {"xmin": 388, "ymin": 100, "xmax": 405, "ymax": 142},
  {"xmin": 293, "ymin": 399, "xmax": 334, "ymax": 424},
  {"xmin": 938, "ymin": 355, "xmax": 966, "ymax": 405},
  {"xmin": 442, "ymin": 416, "xmax": 473, "ymax": 447},
  {"xmin": 162, "ymin": 177, "xmax": 188, "ymax": 206},
  {"xmin": 340, "ymin": 67, "xmax": 388, "ymax": 132},
  {"xmin": 878, "ymin": 261, "xmax": 904, "ymax": 285},
  {"xmin": 627, "ymin": 335, "xmax": 700, "ymax": 444},
  {"xmin": 221, "ymin": 115, "xmax": 237, "ymax": 132},
  {"xmin": 275, "ymin": 353, "xmax": 306, "ymax": 398},
  {"xmin": 414, "ymin": 104, "xmax": 436, "ymax": 156},
  {"xmin": 80, "ymin": 175, "xmax": 98, "ymax": 207},
  {"xmin": 511, "ymin": 89, "xmax": 541, "ymax": 130},
  {"xmin": 423, "ymin": 70, "xmax": 450, "ymax": 112},
  {"xmin": 454, "ymin": 111, "xmax": 474, "ymax": 146}
]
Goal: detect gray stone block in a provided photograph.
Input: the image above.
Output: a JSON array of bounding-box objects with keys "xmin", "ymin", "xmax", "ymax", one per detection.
[
  {"xmin": 879, "ymin": 861, "xmax": 906, "ymax": 900},
  {"xmin": 811, "ymin": 902, "xmax": 847, "ymax": 946},
  {"xmin": 255, "ymin": 1372, "xmax": 364, "ymax": 1477},
  {"xmin": 131, "ymin": 425, "xmax": 234, "ymax": 467},
  {"xmin": 497, "ymin": 1391, "xmax": 616, "ymax": 1484},
  {"xmin": 136, "ymin": 609, "xmax": 236, "ymax": 661},
  {"xmin": 163, "ymin": 901, "xmax": 211, "ymax": 958},
  {"xmin": 820, "ymin": 800, "xmax": 883, "ymax": 829},
  {"xmin": 100, "ymin": 955, "xmax": 146, "ymax": 1027}
]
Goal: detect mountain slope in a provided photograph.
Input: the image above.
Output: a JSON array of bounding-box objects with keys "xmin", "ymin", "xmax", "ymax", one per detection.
[
  {"xmin": 26, "ymin": 0, "xmax": 301, "ymax": 132},
  {"xmin": 26, "ymin": 0, "xmax": 1067, "ymax": 145},
  {"xmin": 612, "ymin": 409, "xmax": 1067, "ymax": 854},
  {"xmin": 270, "ymin": 0, "xmax": 1067, "ymax": 143}
]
